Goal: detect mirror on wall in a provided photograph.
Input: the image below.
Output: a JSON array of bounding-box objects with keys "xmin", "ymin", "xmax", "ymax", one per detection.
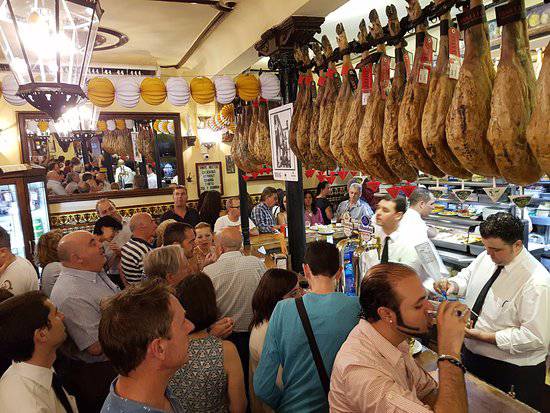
[{"xmin": 18, "ymin": 111, "xmax": 186, "ymax": 202}]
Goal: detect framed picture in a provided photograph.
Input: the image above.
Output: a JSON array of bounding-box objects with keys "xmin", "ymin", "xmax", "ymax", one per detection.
[
  {"xmin": 225, "ymin": 155, "xmax": 236, "ymax": 174},
  {"xmin": 196, "ymin": 162, "xmax": 224, "ymax": 195},
  {"xmin": 268, "ymin": 103, "xmax": 298, "ymax": 182}
]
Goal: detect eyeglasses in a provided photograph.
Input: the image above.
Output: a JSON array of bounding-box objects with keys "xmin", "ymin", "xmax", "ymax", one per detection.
[{"xmin": 229, "ymin": 205, "xmax": 240, "ymax": 209}]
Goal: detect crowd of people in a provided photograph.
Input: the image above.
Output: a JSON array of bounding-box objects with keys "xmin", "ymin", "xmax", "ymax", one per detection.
[
  {"xmin": 45, "ymin": 156, "xmax": 161, "ymax": 196},
  {"xmin": 0, "ymin": 183, "xmax": 548, "ymax": 413}
]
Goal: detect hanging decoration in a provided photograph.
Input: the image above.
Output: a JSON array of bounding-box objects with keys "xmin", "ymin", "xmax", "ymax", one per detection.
[
  {"xmin": 97, "ymin": 120, "xmax": 108, "ymax": 131},
  {"xmin": 153, "ymin": 119, "xmax": 161, "ymax": 133},
  {"xmin": 125, "ymin": 119, "xmax": 135, "ymax": 130},
  {"xmin": 2, "ymin": 74, "xmax": 26, "ymax": 106},
  {"xmin": 106, "ymin": 119, "xmax": 116, "ymax": 132},
  {"xmin": 87, "ymin": 77, "xmax": 115, "ymax": 107},
  {"xmin": 166, "ymin": 77, "xmax": 190, "ymax": 106},
  {"xmin": 207, "ymin": 104, "xmax": 235, "ymax": 132},
  {"xmin": 259, "ymin": 73, "xmax": 280, "ymax": 100},
  {"xmin": 190, "ymin": 77, "xmax": 215, "ymax": 104},
  {"xmin": 214, "ymin": 75, "xmax": 236, "ymax": 104},
  {"xmin": 115, "ymin": 119, "xmax": 126, "ymax": 130},
  {"xmin": 38, "ymin": 120, "xmax": 50, "ymax": 133},
  {"xmin": 235, "ymin": 74, "xmax": 260, "ymax": 101},
  {"xmin": 115, "ymin": 78, "xmax": 141, "ymax": 108},
  {"xmin": 140, "ymin": 77, "xmax": 167, "ymax": 105}
]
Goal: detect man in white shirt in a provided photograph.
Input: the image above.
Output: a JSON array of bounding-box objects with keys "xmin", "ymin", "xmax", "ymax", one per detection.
[
  {"xmin": 0, "ymin": 291, "xmax": 78, "ymax": 412},
  {"xmin": 214, "ymin": 197, "xmax": 259, "ymax": 235},
  {"xmin": 435, "ymin": 212, "xmax": 550, "ymax": 411},
  {"xmin": 0, "ymin": 226, "xmax": 38, "ymax": 295},
  {"xmin": 146, "ymin": 164, "xmax": 158, "ymax": 189},
  {"xmin": 46, "ymin": 171, "xmax": 67, "ymax": 196}
]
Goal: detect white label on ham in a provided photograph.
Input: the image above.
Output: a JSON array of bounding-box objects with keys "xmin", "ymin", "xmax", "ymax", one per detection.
[
  {"xmin": 449, "ymin": 56, "xmax": 461, "ymax": 80},
  {"xmin": 418, "ymin": 68, "xmax": 430, "ymax": 84},
  {"xmin": 362, "ymin": 92, "xmax": 370, "ymax": 105}
]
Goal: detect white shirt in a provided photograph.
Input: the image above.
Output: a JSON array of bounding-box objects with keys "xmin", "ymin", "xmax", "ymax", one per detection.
[
  {"xmin": 0, "ymin": 256, "xmax": 39, "ymax": 295},
  {"xmin": 453, "ymin": 248, "xmax": 550, "ymax": 366},
  {"xmin": 40, "ymin": 262, "xmax": 63, "ymax": 297},
  {"xmin": 47, "ymin": 180, "xmax": 67, "ymax": 196},
  {"xmin": 0, "ymin": 362, "xmax": 78, "ymax": 413},
  {"xmin": 103, "ymin": 217, "xmax": 132, "ymax": 275},
  {"xmin": 214, "ymin": 215, "xmax": 257, "ymax": 234},
  {"xmin": 203, "ymin": 251, "xmax": 265, "ymax": 332},
  {"xmin": 399, "ymin": 209, "xmax": 428, "ymax": 238},
  {"xmin": 147, "ymin": 172, "xmax": 158, "ymax": 189},
  {"xmin": 114, "ymin": 165, "xmax": 135, "ymax": 186}
]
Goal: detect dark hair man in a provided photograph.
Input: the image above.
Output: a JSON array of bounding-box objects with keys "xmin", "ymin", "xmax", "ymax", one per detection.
[
  {"xmin": 99, "ymin": 280, "xmax": 194, "ymax": 412},
  {"xmin": 254, "ymin": 241, "xmax": 361, "ymax": 412},
  {"xmin": 434, "ymin": 212, "xmax": 550, "ymax": 410},
  {"xmin": 400, "ymin": 187, "xmax": 437, "ymax": 238},
  {"xmin": 163, "ymin": 222, "xmax": 200, "ymax": 273},
  {"xmin": 251, "ymin": 187, "xmax": 279, "ymax": 234},
  {"xmin": 159, "ymin": 186, "xmax": 200, "ymax": 226},
  {"xmin": 330, "ymin": 263, "xmax": 469, "ymax": 412},
  {"xmin": 0, "ymin": 292, "xmax": 77, "ymax": 412},
  {"xmin": 0, "ymin": 226, "xmax": 39, "ymax": 296}
]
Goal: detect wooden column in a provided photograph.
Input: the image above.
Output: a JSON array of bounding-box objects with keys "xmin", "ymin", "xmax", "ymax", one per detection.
[{"xmin": 254, "ymin": 16, "xmax": 324, "ymax": 272}]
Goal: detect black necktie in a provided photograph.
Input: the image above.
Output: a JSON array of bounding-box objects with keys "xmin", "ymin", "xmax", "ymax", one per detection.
[
  {"xmin": 52, "ymin": 372, "xmax": 74, "ymax": 413},
  {"xmin": 381, "ymin": 236, "xmax": 390, "ymax": 264},
  {"xmin": 471, "ymin": 265, "xmax": 504, "ymax": 327}
]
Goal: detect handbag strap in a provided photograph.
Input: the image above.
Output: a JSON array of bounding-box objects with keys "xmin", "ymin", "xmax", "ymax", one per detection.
[{"xmin": 295, "ymin": 297, "xmax": 330, "ymax": 396}]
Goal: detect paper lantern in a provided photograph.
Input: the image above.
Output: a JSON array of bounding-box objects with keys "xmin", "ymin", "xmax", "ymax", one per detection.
[
  {"xmin": 48, "ymin": 120, "xmax": 57, "ymax": 133},
  {"xmin": 140, "ymin": 77, "xmax": 167, "ymax": 106},
  {"xmin": 115, "ymin": 119, "xmax": 126, "ymax": 130},
  {"xmin": 190, "ymin": 77, "xmax": 215, "ymax": 104},
  {"xmin": 97, "ymin": 120, "xmax": 107, "ymax": 131},
  {"xmin": 87, "ymin": 77, "xmax": 115, "ymax": 107},
  {"xmin": 106, "ymin": 119, "xmax": 116, "ymax": 132},
  {"xmin": 2, "ymin": 74, "xmax": 26, "ymax": 106},
  {"xmin": 167, "ymin": 121, "xmax": 175, "ymax": 135},
  {"xmin": 260, "ymin": 73, "xmax": 280, "ymax": 100},
  {"xmin": 37, "ymin": 120, "xmax": 49, "ymax": 133},
  {"xmin": 213, "ymin": 75, "xmax": 236, "ymax": 104},
  {"xmin": 115, "ymin": 78, "xmax": 140, "ymax": 108},
  {"xmin": 235, "ymin": 74, "xmax": 260, "ymax": 101},
  {"xmin": 166, "ymin": 77, "xmax": 190, "ymax": 106},
  {"xmin": 153, "ymin": 119, "xmax": 161, "ymax": 133},
  {"xmin": 125, "ymin": 119, "xmax": 135, "ymax": 130}
]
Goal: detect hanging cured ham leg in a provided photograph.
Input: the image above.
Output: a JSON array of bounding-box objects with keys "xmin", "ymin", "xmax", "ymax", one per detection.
[
  {"xmin": 358, "ymin": 9, "xmax": 399, "ymax": 183},
  {"xmin": 318, "ymin": 36, "xmax": 339, "ymax": 168},
  {"xmin": 382, "ymin": 4, "xmax": 418, "ymax": 182},
  {"xmin": 342, "ymin": 19, "xmax": 371, "ymax": 173},
  {"xmin": 330, "ymin": 23, "xmax": 355, "ymax": 168},
  {"xmin": 297, "ymin": 46, "xmax": 317, "ymax": 168},
  {"xmin": 289, "ymin": 47, "xmax": 306, "ymax": 161},
  {"xmin": 421, "ymin": 4, "xmax": 471, "ymax": 179},
  {"xmin": 526, "ymin": 40, "xmax": 550, "ymax": 175},
  {"xmin": 446, "ymin": 0, "xmax": 499, "ymax": 177},
  {"xmin": 487, "ymin": 0, "xmax": 541, "ymax": 185},
  {"xmin": 398, "ymin": 0, "xmax": 445, "ymax": 177}
]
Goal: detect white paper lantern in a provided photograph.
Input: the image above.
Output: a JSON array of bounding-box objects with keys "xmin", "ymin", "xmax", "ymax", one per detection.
[
  {"xmin": 115, "ymin": 77, "xmax": 141, "ymax": 108},
  {"xmin": 125, "ymin": 119, "xmax": 135, "ymax": 130},
  {"xmin": 167, "ymin": 120, "xmax": 175, "ymax": 135},
  {"xmin": 26, "ymin": 120, "xmax": 38, "ymax": 134},
  {"xmin": 213, "ymin": 75, "xmax": 236, "ymax": 104},
  {"xmin": 2, "ymin": 74, "xmax": 27, "ymax": 106},
  {"xmin": 106, "ymin": 119, "xmax": 116, "ymax": 131},
  {"xmin": 166, "ymin": 77, "xmax": 190, "ymax": 106},
  {"xmin": 260, "ymin": 73, "xmax": 280, "ymax": 100}
]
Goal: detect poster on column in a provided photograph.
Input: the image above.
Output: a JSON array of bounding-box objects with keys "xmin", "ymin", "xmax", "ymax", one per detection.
[
  {"xmin": 268, "ymin": 103, "xmax": 298, "ymax": 182},
  {"xmin": 196, "ymin": 162, "xmax": 224, "ymax": 195}
]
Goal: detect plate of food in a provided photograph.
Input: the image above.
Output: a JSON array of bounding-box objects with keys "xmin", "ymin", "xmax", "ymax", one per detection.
[
  {"xmin": 309, "ymin": 225, "xmax": 319, "ymax": 231},
  {"xmin": 438, "ymin": 211, "xmax": 458, "ymax": 216},
  {"xmin": 318, "ymin": 225, "xmax": 335, "ymax": 235}
]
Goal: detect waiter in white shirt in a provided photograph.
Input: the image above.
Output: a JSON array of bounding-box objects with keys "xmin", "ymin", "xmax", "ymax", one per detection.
[{"xmin": 435, "ymin": 212, "xmax": 550, "ymax": 411}]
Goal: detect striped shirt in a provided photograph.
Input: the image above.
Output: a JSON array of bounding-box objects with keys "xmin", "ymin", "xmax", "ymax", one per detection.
[{"xmin": 120, "ymin": 237, "xmax": 153, "ymax": 284}]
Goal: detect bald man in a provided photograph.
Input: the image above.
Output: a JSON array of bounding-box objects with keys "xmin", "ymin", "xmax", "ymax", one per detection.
[
  {"xmin": 46, "ymin": 170, "xmax": 67, "ymax": 196},
  {"xmin": 203, "ymin": 227, "xmax": 266, "ymax": 393},
  {"xmin": 120, "ymin": 213, "xmax": 157, "ymax": 285},
  {"xmin": 50, "ymin": 231, "xmax": 119, "ymax": 413}
]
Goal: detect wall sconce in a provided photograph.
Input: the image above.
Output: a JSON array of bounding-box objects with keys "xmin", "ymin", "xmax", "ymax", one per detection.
[
  {"xmin": 184, "ymin": 135, "xmax": 197, "ymax": 147},
  {"xmin": 186, "ymin": 172, "xmax": 193, "ymax": 183}
]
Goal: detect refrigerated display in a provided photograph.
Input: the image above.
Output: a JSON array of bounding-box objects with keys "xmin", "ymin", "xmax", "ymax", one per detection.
[{"xmin": 0, "ymin": 184, "xmax": 25, "ymax": 257}]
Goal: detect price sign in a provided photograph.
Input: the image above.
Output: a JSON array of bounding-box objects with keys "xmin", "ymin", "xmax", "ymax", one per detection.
[{"xmin": 196, "ymin": 162, "xmax": 224, "ymax": 195}]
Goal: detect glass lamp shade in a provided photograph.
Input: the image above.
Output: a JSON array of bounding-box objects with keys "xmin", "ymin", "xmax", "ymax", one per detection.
[
  {"xmin": 197, "ymin": 127, "xmax": 222, "ymax": 145},
  {"xmin": 0, "ymin": 0, "xmax": 103, "ymax": 120},
  {"xmin": 53, "ymin": 100, "xmax": 100, "ymax": 138}
]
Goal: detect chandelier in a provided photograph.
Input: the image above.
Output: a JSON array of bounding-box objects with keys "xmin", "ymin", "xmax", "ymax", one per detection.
[
  {"xmin": 0, "ymin": 0, "xmax": 103, "ymax": 120},
  {"xmin": 54, "ymin": 100, "xmax": 100, "ymax": 139}
]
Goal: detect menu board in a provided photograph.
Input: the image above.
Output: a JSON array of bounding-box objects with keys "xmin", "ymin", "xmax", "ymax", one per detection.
[{"xmin": 196, "ymin": 162, "xmax": 223, "ymax": 195}]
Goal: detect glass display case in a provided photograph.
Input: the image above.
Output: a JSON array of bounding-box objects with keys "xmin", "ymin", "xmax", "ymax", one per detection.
[{"xmin": 0, "ymin": 166, "xmax": 49, "ymax": 261}]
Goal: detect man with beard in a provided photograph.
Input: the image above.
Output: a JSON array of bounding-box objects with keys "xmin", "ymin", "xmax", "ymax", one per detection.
[{"xmin": 329, "ymin": 263, "xmax": 469, "ymax": 413}]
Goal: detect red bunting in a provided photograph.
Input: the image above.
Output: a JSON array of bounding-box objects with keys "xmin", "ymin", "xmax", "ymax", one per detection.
[
  {"xmin": 316, "ymin": 172, "xmax": 326, "ymax": 182},
  {"xmin": 366, "ymin": 181, "xmax": 381, "ymax": 193},
  {"xmin": 401, "ymin": 184, "xmax": 417, "ymax": 198},
  {"xmin": 387, "ymin": 186, "xmax": 401, "ymax": 199},
  {"xmin": 305, "ymin": 169, "xmax": 316, "ymax": 178},
  {"xmin": 242, "ymin": 175, "xmax": 250, "ymax": 181},
  {"xmin": 330, "ymin": 171, "xmax": 337, "ymax": 176},
  {"xmin": 338, "ymin": 170, "xmax": 349, "ymax": 180},
  {"xmin": 350, "ymin": 171, "xmax": 358, "ymax": 177},
  {"xmin": 326, "ymin": 176, "xmax": 337, "ymax": 185},
  {"xmin": 265, "ymin": 167, "xmax": 272, "ymax": 174},
  {"xmin": 251, "ymin": 172, "xmax": 259, "ymax": 179}
]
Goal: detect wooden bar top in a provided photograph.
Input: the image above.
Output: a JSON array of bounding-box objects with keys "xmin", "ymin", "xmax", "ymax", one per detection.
[{"xmin": 415, "ymin": 349, "xmax": 537, "ymax": 412}]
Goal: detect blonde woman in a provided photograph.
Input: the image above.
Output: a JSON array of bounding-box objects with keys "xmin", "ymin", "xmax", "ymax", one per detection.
[
  {"xmin": 35, "ymin": 229, "xmax": 64, "ymax": 296},
  {"xmin": 194, "ymin": 222, "xmax": 218, "ymax": 269},
  {"xmin": 156, "ymin": 218, "xmax": 177, "ymax": 247}
]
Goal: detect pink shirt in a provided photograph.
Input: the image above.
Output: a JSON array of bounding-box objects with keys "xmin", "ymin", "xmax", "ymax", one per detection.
[
  {"xmin": 329, "ymin": 320, "xmax": 437, "ymax": 413},
  {"xmin": 305, "ymin": 208, "xmax": 323, "ymax": 226}
]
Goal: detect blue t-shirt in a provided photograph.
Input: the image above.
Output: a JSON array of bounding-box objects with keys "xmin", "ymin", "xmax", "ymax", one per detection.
[
  {"xmin": 101, "ymin": 378, "xmax": 185, "ymax": 413},
  {"xmin": 253, "ymin": 292, "xmax": 361, "ymax": 413}
]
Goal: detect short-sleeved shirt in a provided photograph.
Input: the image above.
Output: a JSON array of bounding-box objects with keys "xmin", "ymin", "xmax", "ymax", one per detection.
[
  {"xmin": 50, "ymin": 267, "xmax": 120, "ymax": 363},
  {"xmin": 315, "ymin": 197, "xmax": 332, "ymax": 224},
  {"xmin": 101, "ymin": 378, "xmax": 185, "ymax": 413},
  {"xmin": 120, "ymin": 237, "xmax": 153, "ymax": 284},
  {"xmin": 329, "ymin": 320, "xmax": 437, "ymax": 413},
  {"xmin": 251, "ymin": 202, "xmax": 277, "ymax": 233},
  {"xmin": 0, "ymin": 256, "xmax": 39, "ymax": 296},
  {"xmin": 40, "ymin": 262, "xmax": 63, "ymax": 297},
  {"xmin": 160, "ymin": 207, "xmax": 200, "ymax": 227},
  {"xmin": 335, "ymin": 199, "xmax": 373, "ymax": 222},
  {"xmin": 213, "ymin": 215, "xmax": 257, "ymax": 233}
]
